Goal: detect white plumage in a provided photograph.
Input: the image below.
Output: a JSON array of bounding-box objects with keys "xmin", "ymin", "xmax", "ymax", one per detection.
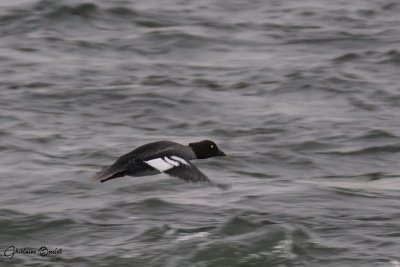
[
  {"xmin": 144, "ymin": 156, "xmax": 188, "ymax": 172},
  {"xmin": 171, "ymin": 156, "xmax": 189, "ymax": 166},
  {"xmin": 164, "ymin": 157, "xmax": 180, "ymax": 166},
  {"xmin": 144, "ymin": 158, "xmax": 173, "ymax": 171}
]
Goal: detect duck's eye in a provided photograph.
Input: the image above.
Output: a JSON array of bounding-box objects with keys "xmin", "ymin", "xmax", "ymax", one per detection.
[{"xmin": 210, "ymin": 145, "xmax": 214, "ymax": 148}]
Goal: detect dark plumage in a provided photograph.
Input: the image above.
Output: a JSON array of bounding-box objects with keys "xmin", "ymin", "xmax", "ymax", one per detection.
[{"xmin": 92, "ymin": 140, "xmax": 226, "ymax": 184}]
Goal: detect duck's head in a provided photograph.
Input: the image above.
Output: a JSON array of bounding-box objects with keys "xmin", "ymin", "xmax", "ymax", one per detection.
[{"xmin": 189, "ymin": 140, "xmax": 226, "ymax": 159}]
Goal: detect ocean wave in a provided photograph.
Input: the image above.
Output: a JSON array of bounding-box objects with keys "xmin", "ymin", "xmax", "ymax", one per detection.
[
  {"xmin": 0, "ymin": 0, "xmax": 173, "ymax": 36},
  {"xmin": 320, "ymin": 144, "xmax": 400, "ymax": 155}
]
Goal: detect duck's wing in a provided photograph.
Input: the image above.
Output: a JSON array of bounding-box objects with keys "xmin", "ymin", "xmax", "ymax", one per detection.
[
  {"xmin": 144, "ymin": 156, "xmax": 210, "ymax": 183},
  {"xmin": 92, "ymin": 141, "xmax": 189, "ymax": 183}
]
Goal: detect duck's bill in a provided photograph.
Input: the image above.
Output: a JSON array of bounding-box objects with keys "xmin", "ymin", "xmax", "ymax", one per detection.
[
  {"xmin": 219, "ymin": 150, "xmax": 238, "ymax": 156},
  {"xmin": 217, "ymin": 150, "xmax": 227, "ymax": 156},
  {"xmin": 220, "ymin": 151, "xmax": 238, "ymax": 156}
]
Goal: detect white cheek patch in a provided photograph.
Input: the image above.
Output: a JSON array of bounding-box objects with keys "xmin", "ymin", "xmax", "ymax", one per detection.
[
  {"xmin": 145, "ymin": 158, "xmax": 174, "ymax": 172},
  {"xmin": 171, "ymin": 156, "xmax": 189, "ymax": 166}
]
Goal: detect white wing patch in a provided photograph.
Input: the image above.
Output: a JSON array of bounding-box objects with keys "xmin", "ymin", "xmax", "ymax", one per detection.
[
  {"xmin": 144, "ymin": 156, "xmax": 188, "ymax": 172},
  {"xmin": 145, "ymin": 158, "xmax": 173, "ymax": 171},
  {"xmin": 164, "ymin": 157, "xmax": 179, "ymax": 166},
  {"xmin": 171, "ymin": 156, "xmax": 189, "ymax": 166}
]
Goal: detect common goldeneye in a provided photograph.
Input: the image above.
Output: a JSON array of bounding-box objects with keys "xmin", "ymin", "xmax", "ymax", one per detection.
[{"xmin": 93, "ymin": 140, "xmax": 226, "ymax": 184}]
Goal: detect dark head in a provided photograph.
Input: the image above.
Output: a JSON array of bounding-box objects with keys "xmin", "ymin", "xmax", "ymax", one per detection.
[{"xmin": 189, "ymin": 140, "xmax": 226, "ymax": 159}]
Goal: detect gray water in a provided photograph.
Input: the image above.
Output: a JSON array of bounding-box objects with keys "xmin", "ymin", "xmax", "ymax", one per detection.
[{"xmin": 1, "ymin": 0, "xmax": 400, "ymax": 266}]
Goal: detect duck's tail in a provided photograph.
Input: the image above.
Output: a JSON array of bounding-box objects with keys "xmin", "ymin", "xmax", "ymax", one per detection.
[{"xmin": 91, "ymin": 164, "xmax": 127, "ymax": 183}]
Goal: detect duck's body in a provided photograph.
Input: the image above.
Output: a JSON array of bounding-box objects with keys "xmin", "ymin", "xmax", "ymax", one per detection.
[{"xmin": 93, "ymin": 140, "xmax": 226, "ymax": 184}]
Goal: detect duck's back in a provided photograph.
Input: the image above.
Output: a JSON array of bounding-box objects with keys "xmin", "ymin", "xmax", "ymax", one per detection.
[{"xmin": 119, "ymin": 140, "xmax": 194, "ymax": 162}]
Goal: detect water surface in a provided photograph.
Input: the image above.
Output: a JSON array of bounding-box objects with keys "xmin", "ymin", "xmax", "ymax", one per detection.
[{"xmin": 1, "ymin": 0, "xmax": 400, "ymax": 266}]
